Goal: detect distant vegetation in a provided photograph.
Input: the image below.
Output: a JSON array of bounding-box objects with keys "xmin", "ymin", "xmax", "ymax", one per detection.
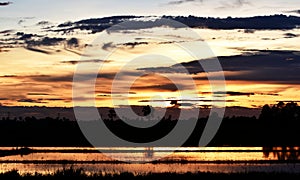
[
  {"xmin": 1, "ymin": 167, "xmax": 300, "ymax": 180},
  {"xmin": 0, "ymin": 101, "xmax": 299, "ymax": 147}
]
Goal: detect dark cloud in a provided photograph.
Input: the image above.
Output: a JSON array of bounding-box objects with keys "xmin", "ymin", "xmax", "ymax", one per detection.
[
  {"xmin": 54, "ymin": 15, "xmax": 300, "ymax": 32},
  {"xmin": 201, "ymin": 91, "xmax": 279, "ymax": 96},
  {"xmin": 0, "ymin": 74, "xmax": 17, "ymax": 78},
  {"xmin": 17, "ymin": 98, "xmax": 42, "ymax": 103},
  {"xmin": 0, "ymin": 1, "xmax": 12, "ymax": 6},
  {"xmin": 139, "ymin": 50, "xmax": 300, "ymax": 84},
  {"xmin": 158, "ymin": 40, "xmax": 186, "ymax": 44},
  {"xmin": 122, "ymin": 41, "xmax": 148, "ymax": 48},
  {"xmin": 19, "ymin": 33, "xmax": 34, "ymax": 40},
  {"xmin": 61, "ymin": 59, "xmax": 112, "ymax": 65},
  {"xmin": 26, "ymin": 37, "xmax": 65, "ymax": 46},
  {"xmin": 2, "ymin": 72, "xmax": 117, "ymax": 84},
  {"xmin": 14, "ymin": 72, "xmax": 116, "ymax": 83},
  {"xmin": 36, "ymin": 21, "xmax": 50, "ymax": 26},
  {"xmin": 30, "ymin": 74, "xmax": 73, "ymax": 83},
  {"xmin": 284, "ymin": 33, "xmax": 298, "ymax": 38},
  {"xmin": 37, "ymin": 98, "xmax": 65, "ymax": 101},
  {"xmin": 96, "ymin": 91, "xmax": 136, "ymax": 95},
  {"xmin": 0, "ymin": 30, "xmax": 13, "ymax": 34},
  {"xmin": 18, "ymin": 19, "xmax": 25, "ymax": 25},
  {"xmin": 244, "ymin": 29, "xmax": 255, "ymax": 33},
  {"xmin": 202, "ymin": 91, "xmax": 254, "ymax": 96},
  {"xmin": 25, "ymin": 47, "xmax": 52, "ymax": 54},
  {"xmin": 66, "ymin": 37, "xmax": 79, "ymax": 47},
  {"xmin": 139, "ymin": 99, "xmax": 235, "ymax": 103},
  {"xmin": 131, "ymin": 83, "xmax": 179, "ymax": 92},
  {"xmin": 27, "ymin": 93, "xmax": 50, "ymax": 96},
  {"xmin": 102, "ymin": 42, "xmax": 116, "ymax": 51},
  {"xmin": 284, "ymin": 10, "xmax": 300, "ymax": 14},
  {"xmin": 167, "ymin": 0, "xmax": 203, "ymax": 5}
]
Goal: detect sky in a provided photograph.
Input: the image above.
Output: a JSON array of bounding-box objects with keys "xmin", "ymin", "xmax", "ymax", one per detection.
[
  {"xmin": 0, "ymin": 0, "xmax": 300, "ymax": 108},
  {"xmin": 1, "ymin": 0, "xmax": 300, "ymax": 22}
]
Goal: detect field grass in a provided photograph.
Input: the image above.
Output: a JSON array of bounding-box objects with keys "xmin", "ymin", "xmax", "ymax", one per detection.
[{"xmin": 1, "ymin": 167, "xmax": 300, "ymax": 180}]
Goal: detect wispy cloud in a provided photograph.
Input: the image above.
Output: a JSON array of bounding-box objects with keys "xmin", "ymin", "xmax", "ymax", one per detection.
[
  {"xmin": 17, "ymin": 98, "xmax": 42, "ymax": 103},
  {"xmin": 201, "ymin": 91, "xmax": 279, "ymax": 96},
  {"xmin": 0, "ymin": 1, "xmax": 12, "ymax": 6},
  {"xmin": 122, "ymin": 41, "xmax": 148, "ymax": 48},
  {"xmin": 284, "ymin": 9, "xmax": 300, "ymax": 14},
  {"xmin": 217, "ymin": 0, "xmax": 251, "ymax": 9},
  {"xmin": 102, "ymin": 42, "xmax": 116, "ymax": 51},
  {"xmin": 60, "ymin": 59, "xmax": 112, "ymax": 65},
  {"xmin": 167, "ymin": 0, "xmax": 203, "ymax": 5}
]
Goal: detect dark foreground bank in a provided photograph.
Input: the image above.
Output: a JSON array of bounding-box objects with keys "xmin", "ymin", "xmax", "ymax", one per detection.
[{"xmin": 1, "ymin": 168, "xmax": 300, "ymax": 180}]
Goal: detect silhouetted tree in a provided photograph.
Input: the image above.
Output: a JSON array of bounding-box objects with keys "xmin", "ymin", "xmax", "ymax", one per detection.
[{"xmin": 108, "ymin": 109, "xmax": 116, "ymax": 121}]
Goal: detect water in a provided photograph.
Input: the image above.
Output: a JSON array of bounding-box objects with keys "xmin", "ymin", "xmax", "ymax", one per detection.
[{"xmin": 0, "ymin": 147, "xmax": 299, "ymax": 175}]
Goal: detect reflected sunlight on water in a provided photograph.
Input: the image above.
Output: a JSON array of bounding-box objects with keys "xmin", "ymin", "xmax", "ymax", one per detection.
[{"xmin": 0, "ymin": 147, "xmax": 299, "ymax": 175}]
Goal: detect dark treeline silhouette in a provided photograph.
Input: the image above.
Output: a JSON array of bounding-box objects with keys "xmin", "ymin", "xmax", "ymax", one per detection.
[
  {"xmin": 209, "ymin": 101, "xmax": 300, "ymax": 147},
  {"xmin": 0, "ymin": 101, "xmax": 299, "ymax": 147}
]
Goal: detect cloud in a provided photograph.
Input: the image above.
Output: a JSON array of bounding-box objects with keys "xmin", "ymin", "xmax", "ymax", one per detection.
[
  {"xmin": 244, "ymin": 29, "xmax": 255, "ymax": 33},
  {"xmin": 0, "ymin": 1, "xmax": 12, "ymax": 6},
  {"xmin": 66, "ymin": 37, "xmax": 79, "ymax": 47},
  {"xmin": 37, "ymin": 98, "xmax": 65, "ymax": 101},
  {"xmin": 131, "ymin": 83, "xmax": 179, "ymax": 92},
  {"xmin": 102, "ymin": 42, "xmax": 116, "ymax": 51},
  {"xmin": 36, "ymin": 21, "xmax": 50, "ymax": 26},
  {"xmin": 16, "ymin": 32, "xmax": 42, "ymax": 40},
  {"xmin": 54, "ymin": 15, "xmax": 300, "ymax": 32},
  {"xmin": 17, "ymin": 98, "xmax": 42, "ymax": 103},
  {"xmin": 202, "ymin": 91, "xmax": 254, "ymax": 96},
  {"xmin": 26, "ymin": 37, "xmax": 65, "ymax": 46},
  {"xmin": 25, "ymin": 47, "xmax": 52, "ymax": 54},
  {"xmin": 217, "ymin": 0, "xmax": 251, "ymax": 9},
  {"xmin": 18, "ymin": 19, "xmax": 25, "ymax": 25},
  {"xmin": 284, "ymin": 10, "xmax": 300, "ymax": 14},
  {"xmin": 0, "ymin": 30, "xmax": 13, "ymax": 34},
  {"xmin": 284, "ymin": 33, "xmax": 298, "ymax": 38},
  {"xmin": 167, "ymin": 0, "xmax": 203, "ymax": 5},
  {"xmin": 5, "ymin": 72, "xmax": 116, "ymax": 83},
  {"xmin": 139, "ymin": 50, "xmax": 300, "ymax": 84},
  {"xmin": 27, "ymin": 93, "xmax": 50, "ymax": 96},
  {"xmin": 61, "ymin": 59, "xmax": 112, "ymax": 65},
  {"xmin": 201, "ymin": 91, "xmax": 279, "ymax": 96},
  {"xmin": 122, "ymin": 41, "xmax": 148, "ymax": 48},
  {"xmin": 22, "ymin": 36, "xmax": 66, "ymax": 54},
  {"xmin": 96, "ymin": 90, "xmax": 136, "ymax": 95},
  {"xmin": 139, "ymin": 99, "xmax": 235, "ymax": 103}
]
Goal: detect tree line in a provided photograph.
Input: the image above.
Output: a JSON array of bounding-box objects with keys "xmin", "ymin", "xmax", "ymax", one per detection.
[{"xmin": 0, "ymin": 101, "xmax": 299, "ymax": 147}]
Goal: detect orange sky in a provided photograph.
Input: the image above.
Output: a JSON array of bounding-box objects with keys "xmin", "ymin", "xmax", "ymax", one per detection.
[{"xmin": 0, "ymin": 14, "xmax": 300, "ymax": 108}]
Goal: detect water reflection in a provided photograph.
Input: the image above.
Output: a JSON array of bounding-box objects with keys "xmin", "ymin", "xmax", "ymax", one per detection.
[
  {"xmin": 263, "ymin": 147, "xmax": 300, "ymax": 160},
  {"xmin": 0, "ymin": 147, "xmax": 299, "ymax": 174}
]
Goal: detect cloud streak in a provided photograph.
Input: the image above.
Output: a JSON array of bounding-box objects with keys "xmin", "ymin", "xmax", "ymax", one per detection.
[
  {"xmin": 139, "ymin": 50, "xmax": 300, "ymax": 84},
  {"xmin": 60, "ymin": 59, "xmax": 113, "ymax": 65},
  {"xmin": 285, "ymin": 10, "xmax": 300, "ymax": 14},
  {"xmin": 217, "ymin": 0, "xmax": 251, "ymax": 9},
  {"xmin": 167, "ymin": 0, "xmax": 203, "ymax": 5},
  {"xmin": 0, "ymin": 1, "xmax": 12, "ymax": 6}
]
